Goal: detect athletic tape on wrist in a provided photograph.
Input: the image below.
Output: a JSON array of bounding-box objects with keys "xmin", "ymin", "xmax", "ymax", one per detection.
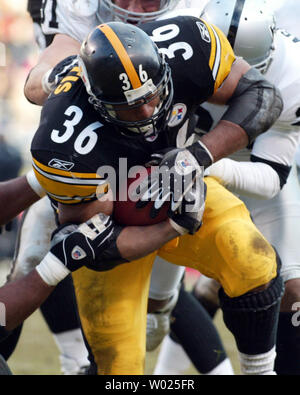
[
  {"xmin": 41, "ymin": 69, "xmax": 53, "ymax": 95},
  {"xmin": 36, "ymin": 252, "xmax": 70, "ymax": 286},
  {"xmin": 168, "ymin": 218, "xmax": 188, "ymax": 235}
]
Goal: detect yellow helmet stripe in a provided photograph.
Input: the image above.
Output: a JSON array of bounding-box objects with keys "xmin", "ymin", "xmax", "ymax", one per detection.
[{"xmin": 98, "ymin": 24, "xmax": 142, "ymax": 89}]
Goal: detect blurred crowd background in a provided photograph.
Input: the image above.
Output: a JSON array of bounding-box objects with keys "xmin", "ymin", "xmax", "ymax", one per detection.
[
  {"xmin": 0, "ymin": 0, "xmax": 40, "ymax": 169},
  {"xmin": 0, "ymin": 0, "xmax": 40, "ymax": 257}
]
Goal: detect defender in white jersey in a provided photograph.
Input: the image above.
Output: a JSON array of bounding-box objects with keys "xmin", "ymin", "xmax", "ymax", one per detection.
[
  {"xmin": 24, "ymin": 0, "xmax": 204, "ymax": 105},
  {"xmin": 40, "ymin": 0, "xmax": 208, "ymax": 43},
  {"xmin": 153, "ymin": 0, "xmax": 300, "ymax": 375},
  {"xmin": 270, "ymin": 0, "xmax": 300, "ymax": 177}
]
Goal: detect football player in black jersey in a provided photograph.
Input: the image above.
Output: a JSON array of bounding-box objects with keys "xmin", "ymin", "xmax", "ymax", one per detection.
[
  {"xmin": 8, "ymin": 0, "xmax": 217, "ymax": 376},
  {"xmin": 15, "ymin": 0, "xmax": 230, "ymax": 376},
  {"xmin": 1, "ymin": 18, "xmax": 284, "ymax": 374}
]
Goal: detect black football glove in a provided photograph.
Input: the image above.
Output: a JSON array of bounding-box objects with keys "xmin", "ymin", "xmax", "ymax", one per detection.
[
  {"xmin": 168, "ymin": 178, "xmax": 207, "ymax": 235},
  {"xmin": 42, "ymin": 55, "xmax": 78, "ymax": 94},
  {"xmin": 36, "ymin": 213, "xmax": 128, "ymax": 286},
  {"xmin": 49, "ymin": 213, "xmax": 127, "ymax": 273}
]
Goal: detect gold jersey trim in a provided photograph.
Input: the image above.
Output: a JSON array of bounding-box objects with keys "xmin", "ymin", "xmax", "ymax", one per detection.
[
  {"xmin": 32, "ymin": 157, "xmax": 108, "ymax": 204},
  {"xmin": 203, "ymin": 20, "xmax": 236, "ymax": 93}
]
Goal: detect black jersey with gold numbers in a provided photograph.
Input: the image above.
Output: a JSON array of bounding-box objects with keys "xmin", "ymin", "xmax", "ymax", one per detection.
[{"xmin": 31, "ymin": 16, "xmax": 235, "ymax": 205}]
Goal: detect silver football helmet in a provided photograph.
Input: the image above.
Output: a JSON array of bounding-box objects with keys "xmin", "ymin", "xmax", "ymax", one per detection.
[
  {"xmin": 98, "ymin": 0, "xmax": 180, "ymax": 25},
  {"xmin": 201, "ymin": 0, "xmax": 276, "ymax": 74}
]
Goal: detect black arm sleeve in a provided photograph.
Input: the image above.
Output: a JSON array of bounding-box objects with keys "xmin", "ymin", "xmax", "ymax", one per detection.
[{"xmin": 222, "ymin": 68, "xmax": 283, "ymax": 144}]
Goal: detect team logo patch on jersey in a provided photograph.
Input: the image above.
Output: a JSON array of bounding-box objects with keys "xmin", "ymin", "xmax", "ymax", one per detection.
[
  {"xmin": 196, "ymin": 21, "xmax": 211, "ymax": 43},
  {"xmin": 48, "ymin": 158, "xmax": 75, "ymax": 171},
  {"xmin": 168, "ymin": 103, "xmax": 187, "ymax": 127},
  {"xmin": 71, "ymin": 246, "xmax": 87, "ymax": 260}
]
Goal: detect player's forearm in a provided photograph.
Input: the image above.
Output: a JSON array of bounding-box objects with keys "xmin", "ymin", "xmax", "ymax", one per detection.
[
  {"xmin": 0, "ymin": 270, "xmax": 54, "ymax": 331},
  {"xmin": 186, "ymin": 119, "xmax": 249, "ymax": 171},
  {"xmin": 200, "ymin": 120, "xmax": 249, "ymax": 162},
  {"xmin": 24, "ymin": 62, "xmax": 53, "ymax": 105},
  {"xmin": 0, "ymin": 176, "xmax": 40, "ymax": 225},
  {"xmin": 117, "ymin": 220, "xmax": 179, "ymax": 261},
  {"xmin": 35, "ymin": 216, "xmax": 180, "ymax": 286},
  {"xmin": 58, "ymin": 200, "xmax": 179, "ymax": 265},
  {"xmin": 24, "ymin": 34, "xmax": 81, "ymax": 105}
]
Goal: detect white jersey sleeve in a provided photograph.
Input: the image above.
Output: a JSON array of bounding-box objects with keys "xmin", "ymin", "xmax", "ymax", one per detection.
[
  {"xmin": 41, "ymin": 0, "xmax": 100, "ymax": 42},
  {"xmin": 251, "ymin": 127, "xmax": 299, "ymax": 167},
  {"xmin": 266, "ymin": 30, "xmax": 300, "ymax": 129},
  {"xmin": 206, "ymin": 125, "xmax": 299, "ymax": 200},
  {"xmin": 205, "ymin": 158, "xmax": 281, "ymax": 200}
]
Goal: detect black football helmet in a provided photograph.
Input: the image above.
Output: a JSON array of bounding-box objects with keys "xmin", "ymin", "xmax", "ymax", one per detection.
[{"xmin": 78, "ymin": 22, "xmax": 173, "ymax": 139}]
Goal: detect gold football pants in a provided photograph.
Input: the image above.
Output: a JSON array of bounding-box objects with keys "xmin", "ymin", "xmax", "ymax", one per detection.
[
  {"xmin": 72, "ymin": 177, "xmax": 277, "ymax": 374},
  {"xmin": 159, "ymin": 177, "xmax": 277, "ymax": 297}
]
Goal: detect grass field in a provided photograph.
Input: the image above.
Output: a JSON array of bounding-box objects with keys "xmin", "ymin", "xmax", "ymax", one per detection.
[
  {"xmin": 6, "ymin": 309, "xmax": 240, "ymax": 375},
  {"xmin": 1, "ymin": 261, "xmax": 241, "ymax": 375}
]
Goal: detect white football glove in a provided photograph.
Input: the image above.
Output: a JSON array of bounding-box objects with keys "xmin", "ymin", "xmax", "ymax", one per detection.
[{"xmin": 42, "ymin": 55, "xmax": 78, "ymax": 94}]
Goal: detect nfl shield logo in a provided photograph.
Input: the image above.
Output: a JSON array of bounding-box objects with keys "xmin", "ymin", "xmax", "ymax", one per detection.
[
  {"xmin": 181, "ymin": 158, "xmax": 191, "ymax": 168},
  {"xmin": 71, "ymin": 246, "xmax": 87, "ymax": 260}
]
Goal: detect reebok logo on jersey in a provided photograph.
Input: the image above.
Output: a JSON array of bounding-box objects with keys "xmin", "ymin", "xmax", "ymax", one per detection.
[
  {"xmin": 48, "ymin": 158, "xmax": 75, "ymax": 171},
  {"xmin": 196, "ymin": 21, "xmax": 211, "ymax": 43}
]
